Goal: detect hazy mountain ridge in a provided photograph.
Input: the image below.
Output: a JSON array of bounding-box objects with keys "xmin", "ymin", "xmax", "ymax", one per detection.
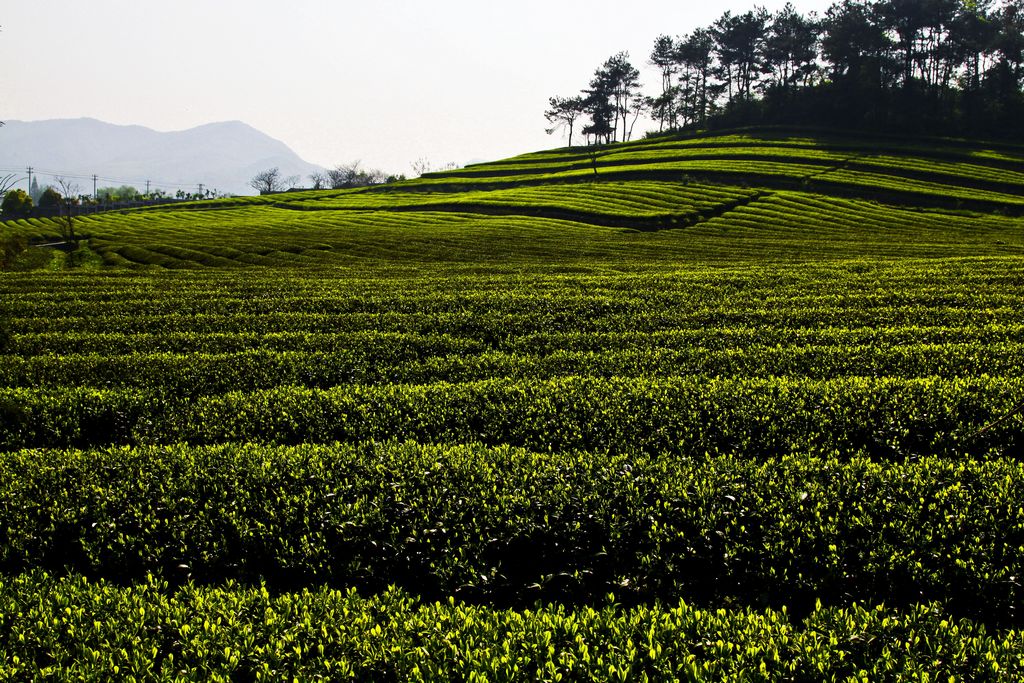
[{"xmin": 0, "ymin": 118, "xmax": 324, "ymax": 196}]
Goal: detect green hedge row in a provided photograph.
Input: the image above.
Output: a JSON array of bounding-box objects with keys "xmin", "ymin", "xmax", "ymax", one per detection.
[
  {"xmin": 1, "ymin": 376, "xmax": 1019, "ymax": 456},
  {"xmin": 3, "ymin": 442, "xmax": 1023, "ymax": 623},
  {"xmin": 7, "ymin": 298, "xmax": 1020, "ymax": 336},
  {"xmin": 5, "ymin": 262, "xmax": 1021, "ymax": 321},
  {"xmin": 2, "ymin": 572, "xmax": 1022, "ymax": 681},
  {"xmin": 3, "ymin": 343, "xmax": 1023, "ymax": 393},
  {"xmin": 6, "ymin": 323, "xmax": 1024, "ymax": 357}
]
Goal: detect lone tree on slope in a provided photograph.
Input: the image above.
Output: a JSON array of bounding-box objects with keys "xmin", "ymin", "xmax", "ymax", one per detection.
[
  {"xmin": 53, "ymin": 177, "xmax": 81, "ymax": 247},
  {"xmin": 545, "ymin": 96, "xmax": 586, "ymax": 146},
  {"xmin": 249, "ymin": 167, "xmax": 297, "ymax": 194}
]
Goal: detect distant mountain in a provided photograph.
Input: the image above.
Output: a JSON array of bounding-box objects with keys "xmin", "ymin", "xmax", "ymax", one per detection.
[{"xmin": 0, "ymin": 118, "xmax": 324, "ymax": 196}]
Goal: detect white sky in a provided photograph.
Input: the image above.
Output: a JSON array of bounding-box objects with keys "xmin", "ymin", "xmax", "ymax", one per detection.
[{"xmin": 1, "ymin": 0, "xmax": 837, "ymax": 175}]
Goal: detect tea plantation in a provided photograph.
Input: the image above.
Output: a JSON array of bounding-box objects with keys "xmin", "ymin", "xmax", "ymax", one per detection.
[{"xmin": 2, "ymin": 128, "xmax": 1024, "ymax": 679}]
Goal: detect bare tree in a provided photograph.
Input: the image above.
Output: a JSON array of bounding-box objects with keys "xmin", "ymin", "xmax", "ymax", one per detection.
[
  {"xmin": 53, "ymin": 177, "xmax": 81, "ymax": 247},
  {"xmin": 328, "ymin": 161, "xmax": 389, "ymax": 188},
  {"xmin": 410, "ymin": 158, "xmax": 432, "ymax": 178},
  {"xmin": 327, "ymin": 162, "xmax": 359, "ymax": 189},
  {"xmin": 249, "ymin": 167, "xmax": 287, "ymax": 194},
  {"xmin": 309, "ymin": 171, "xmax": 329, "ymax": 190}
]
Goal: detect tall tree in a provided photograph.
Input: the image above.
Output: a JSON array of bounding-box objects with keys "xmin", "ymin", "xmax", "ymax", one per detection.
[
  {"xmin": 649, "ymin": 35, "xmax": 679, "ymax": 129},
  {"xmin": 546, "ymin": 0, "xmax": 1024, "ymax": 139},
  {"xmin": 822, "ymin": 0, "xmax": 894, "ymax": 87},
  {"xmin": 582, "ymin": 54, "xmax": 641, "ymax": 144},
  {"xmin": 52, "ymin": 177, "xmax": 81, "ymax": 248},
  {"xmin": 544, "ymin": 96, "xmax": 586, "ymax": 146},
  {"xmin": 713, "ymin": 8, "xmax": 771, "ymax": 104},
  {"xmin": 764, "ymin": 3, "xmax": 820, "ymax": 93},
  {"xmin": 648, "ymin": 88, "xmax": 680, "ymax": 131},
  {"xmin": 878, "ymin": 0, "xmax": 930, "ymax": 87},
  {"xmin": 949, "ymin": 0, "xmax": 998, "ymax": 92},
  {"xmin": 581, "ymin": 90, "xmax": 615, "ymax": 145},
  {"xmin": 676, "ymin": 28, "xmax": 717, "ymax": 126},
  {"xmin": 994, "ymin": 0, "xmax": 1024, "ymax": 88},
  {"xmin": 596, "ymin": 52, "xmax": 642, "ymax": 142}
]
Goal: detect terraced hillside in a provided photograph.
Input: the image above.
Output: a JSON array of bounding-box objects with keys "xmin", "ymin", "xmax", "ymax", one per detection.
[
  {"xmin": 4, "ymin": 128, "xmax": 1024, "ymax": 269},
  {"xmin": 2, "ymin": 129, "xmax": 1024, "ymax": 679}
]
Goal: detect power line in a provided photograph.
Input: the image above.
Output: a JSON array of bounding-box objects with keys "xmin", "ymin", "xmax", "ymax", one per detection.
[{"xmin": 0, "ymin": 166, "xmax": 208, "ymax": 191}]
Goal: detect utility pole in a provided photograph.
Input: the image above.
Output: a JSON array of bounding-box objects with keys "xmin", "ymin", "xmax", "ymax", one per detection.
[
  {"xmin": 145, "ymin": 180, "xmax": 151, "ymax": 196},
  {"xmin": 92, "ymin": 174, "xmax": 97, "ymax": 200},
  {"xmin": 26, "ymin": 166, "xmax": 32, "ymax": 194}
]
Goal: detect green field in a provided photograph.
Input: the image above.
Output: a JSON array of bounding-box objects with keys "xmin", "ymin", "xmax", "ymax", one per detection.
[{"xmin": 3, "ymin": 128, "xmax": 1024, "ymax": 679}]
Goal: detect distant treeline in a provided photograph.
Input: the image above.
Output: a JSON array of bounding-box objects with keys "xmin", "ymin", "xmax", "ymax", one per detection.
[
  {"xmin": 547, "ymin": 0, "xmax": 1024, "ymax": 144},
  {"xmin": 1, "ymin": 182, "xmax": 221, "ymax": 223}
]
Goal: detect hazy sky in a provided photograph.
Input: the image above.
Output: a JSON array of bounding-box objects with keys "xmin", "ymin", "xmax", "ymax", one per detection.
[{"xmin": 2, "ymin": 0, "xmax": 837, "ymax": 175}]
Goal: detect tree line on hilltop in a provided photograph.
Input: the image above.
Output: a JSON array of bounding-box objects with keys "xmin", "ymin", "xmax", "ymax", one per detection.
[
  {"xmin": 547, "ymin": 0, "xmax": 1024, "ymax": 144},
  {"xmin": 249, "ymin": 162, "xmax": 410, "ymax": 195},
  {"xmin": 250, "ymin": 157, "xmax": 467, "ymax": 195}
]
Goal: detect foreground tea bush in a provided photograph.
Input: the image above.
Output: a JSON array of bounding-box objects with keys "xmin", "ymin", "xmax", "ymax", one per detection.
[
  {"xmin": 2, "ymin": 442, "xmax": 1022, "ymax": 624},
  {"xmin": 1, "ymin": 376, "xmax": 1020, "ymax": 457},
  {"xmin": 1, "ymin": 572, "xmax": 1022, "ymax": 681}
]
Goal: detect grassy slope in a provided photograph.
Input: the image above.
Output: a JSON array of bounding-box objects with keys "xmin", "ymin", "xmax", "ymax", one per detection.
[
  {"xmin": 3, "ymin": 128, "xmax": 1024, "ymax": 678},
  {"xmin": 2, "ymin": 126, "xmax": 1023, "ymax": 269}
]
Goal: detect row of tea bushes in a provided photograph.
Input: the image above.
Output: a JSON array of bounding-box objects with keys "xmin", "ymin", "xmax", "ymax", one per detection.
[
  {"xmin": 2, "ymin": 572, "xmax": 1022, "ymax": 681},
  {"xmin": 2, "ymin": 376, "xmax": 1020, "ymax": 456},
  {"xmin": 2, "ymin": 442, "xmax": 1022, "ymax": 623}
]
